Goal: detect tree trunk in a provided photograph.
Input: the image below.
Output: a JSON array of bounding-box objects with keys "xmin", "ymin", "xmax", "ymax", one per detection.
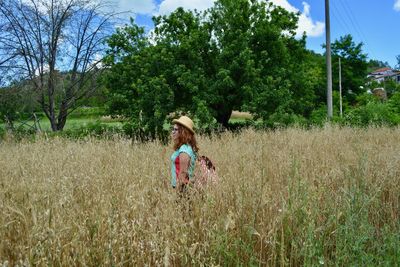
[
  {"xmin": 56, "ymin": 102, "xmax": 68, "ymax": 131},
  {"xmin": 215, "ymin": 108, "xmax": 232, "ymax": 128},
  {"xmin": 49, "ymin": 114, "xmax": 58, "ymax": 131}
]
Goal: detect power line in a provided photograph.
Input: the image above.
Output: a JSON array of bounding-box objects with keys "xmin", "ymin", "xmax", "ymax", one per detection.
[
  {"xmin": 330, "ymin": 4, "xmax": 351, "ymax": 38},
  {"xmin": 336, "ymin": 0, "xmax": 365, "ymax": 41},
  {"xmin": 341, "ymin": 0, "xmax": 368, "ymax": 42},
  {"xmin": 333, "ymin": 0, "xmax": 377, "ymax": 60}
]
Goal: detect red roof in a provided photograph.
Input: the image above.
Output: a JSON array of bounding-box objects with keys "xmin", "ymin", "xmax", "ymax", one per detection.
[{"xmin": 371, "ymin": 67, "xmax": 391, "ymax": 74}]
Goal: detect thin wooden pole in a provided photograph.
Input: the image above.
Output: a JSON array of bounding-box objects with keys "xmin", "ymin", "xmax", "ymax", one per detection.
[
  {"xmin": 339, "ymin": 57, "xmax": 343, "ymax": 117},
  {"xmin": 325, "ymin": 0, "xmax": 333, "ymax": 119}
]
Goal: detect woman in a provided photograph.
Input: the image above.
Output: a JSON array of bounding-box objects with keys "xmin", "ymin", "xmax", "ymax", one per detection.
[{"xmin": 170, "ymin": 115, "xmax": 199, "ymax": 192}]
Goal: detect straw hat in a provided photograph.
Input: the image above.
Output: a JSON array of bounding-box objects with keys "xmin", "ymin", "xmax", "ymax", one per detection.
[{"xmin": 172, "ymin": 116, "xmax": 195, "ymax": 134}]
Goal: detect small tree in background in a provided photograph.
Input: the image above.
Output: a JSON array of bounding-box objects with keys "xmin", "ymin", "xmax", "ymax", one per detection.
[
  {"xmin": 330, "ymin": 35, "xmax": 368, "ymax": 104},
  {"xmin": 0, "ymin": 0, "xmax": 115, "ymax": 131}
]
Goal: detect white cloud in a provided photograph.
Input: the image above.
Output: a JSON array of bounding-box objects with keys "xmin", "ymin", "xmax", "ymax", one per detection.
[
  {"xmin": 269, "ymin": 0, "xmax": 324, "ymax": 38},
  {"xmin": 156, "ymin": 0, "xmax": 324, "ymax": 37},
  {"xmin": 297, "ymin": 2, "xmax": 325, "ymax": 37},
  {"xmin": 268, "ymin": 0, "xmax": 299, "ymax": 13},
  {"xmin": 394, "ymin": 0, "xmax": 400, "ymax": 11},
  {"xmin": 111, "ymin": 0, "xmax": 156, "ymax": 15},
  {"xmin": 111, "ymin": 0, "xmax": 324, "ymax": 38},
  {"xmin": 157, "ymin": 0, "xmax": 215, "ymax": 16}
]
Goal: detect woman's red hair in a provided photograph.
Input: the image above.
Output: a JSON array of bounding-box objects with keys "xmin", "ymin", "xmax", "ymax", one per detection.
[{"xmin": 173, "ymin": 124, "xmax": 199, "ymax": 153}]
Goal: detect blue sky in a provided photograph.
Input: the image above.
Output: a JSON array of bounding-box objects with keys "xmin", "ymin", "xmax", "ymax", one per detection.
[{"xmin": 111, "ymin": 0, "xmax": 400, "ymax": 68}]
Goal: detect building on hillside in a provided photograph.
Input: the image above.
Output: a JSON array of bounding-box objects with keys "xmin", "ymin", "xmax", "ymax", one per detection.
[{"xmin": 367, "ymin": 67, "xmax": 400, "ymax": 84}]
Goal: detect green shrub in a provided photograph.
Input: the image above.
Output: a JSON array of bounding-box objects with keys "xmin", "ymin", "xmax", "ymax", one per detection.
[
  {"xmin": 59, "ymin": 121, "xmax": 123, "ymax": 139},
  {"xmin": 122, "ymin": 121, "xmax": 169, "ymax": 143},
  {"xmin": 309, "ymin": 105, "xmax": 329, "ymax": 126},
  {"xmin": 68, "ymin": 107, "xmax": 105, "ymax": 119},
  {"xmin": 0, "ymin": 125, "xmax": 5, "ymax": 139},
  {"xmin": 388, "ymin": 92, "xmax": 400, "ymax": 113},
  {"xmin": 264, "ymin": 111, "xmax": 307, "ymax": 129},
  {"xmin": 345, "ymin": 102, "xmax": 400, "ymax": 127}
]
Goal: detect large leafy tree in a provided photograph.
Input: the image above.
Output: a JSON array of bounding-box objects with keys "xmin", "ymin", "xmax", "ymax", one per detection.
[
  {"xmin": 104, "ymin": 20, "xmax": 184, "ymax": 139},
  {"xmin": 0, "ymin": 0, "xmax": 115, "ymax": 131},
  {"xmin": 246, "ymin": 2, "xmax": 320, "ymax": 122},
  {"xmin": 104, "ymin": 0, "xmax": 312, "ymax": 134}
]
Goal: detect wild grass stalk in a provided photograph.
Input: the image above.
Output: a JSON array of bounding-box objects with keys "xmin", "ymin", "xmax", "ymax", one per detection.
[{"xmin": 0, "ymin": 127, "xmax": 399, "ymax": 265}]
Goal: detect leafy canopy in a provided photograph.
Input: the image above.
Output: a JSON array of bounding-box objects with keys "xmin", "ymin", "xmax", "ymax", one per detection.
[{"xmin": 104, "ymin": 0, "xmax": 318, "ymax": 137}]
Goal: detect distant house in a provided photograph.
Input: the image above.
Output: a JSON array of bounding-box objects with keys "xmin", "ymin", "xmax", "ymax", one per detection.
[{"xmin": 367, "ymin": 67, "xmax": 400, "ymax": 84}]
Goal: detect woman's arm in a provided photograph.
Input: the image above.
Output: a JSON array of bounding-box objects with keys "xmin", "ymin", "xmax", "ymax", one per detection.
[{"xmin": 176, "ymin": 152, "xmax": 190, "ymax": 191}]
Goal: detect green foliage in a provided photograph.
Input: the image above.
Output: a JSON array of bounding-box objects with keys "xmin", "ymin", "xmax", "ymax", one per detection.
[
  {"xmin": 388, "ymin": 92, "xmax": 400, "ymax": 113},
  {"xmin": 0, "ymin": 125, "xmax": 5, "ymax": 139},
  {"xmin": 310, "ymin": 105, "xmax": 329, "ymax": 126},
  {"xmin": 0, "ymin": 119, "xmax": 124, "ymax": 141},
  {"xmin": 330, "ymin": 35, "xmax": 368, "ymax": 103},
  {"xmin": 68, "ymin": 107, "xmax": 106, "ymax": 119},
  {"xmin": 0, "ymin": 86, "xmax": 39, "ymax": 124},
  {"xmin": 344, "ymin": 101, "xmax": 400, "ymax": 127},
  {"xmin": 355, "ymin": 92, "xmax": 379, "ymax": 106},
  {"xmin": 263, "ymin": 109, "xmax": 307, "ymax": 129},
  {"xmin": 382, "ymin": 79, "xmax": 400, "ymax": 97},
  {"xmin": 57, "ymin": 121, "xmax": 123, "ymax": 139},
  {"xmin": 0, "ymin": 88, "xmax": 20, "ymax": 124},
  {"xmin": 367, "ymin": 59, "xmax": 390, "ymax": 73},
  {"xmin": 104, "ymin": 0, "xmax": 313, "ymax": 137}
]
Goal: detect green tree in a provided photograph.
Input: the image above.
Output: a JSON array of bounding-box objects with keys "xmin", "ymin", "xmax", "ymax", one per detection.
[
  {"xmin": 367, "ymin": 59, "xmax": 390, "ymax": 73},
  {"xmin": 245, "ymin": 2, "xmax": 319, "ymax": 124},
  {"xmin": 0, "ymin": 87, "xmax": 22, "ymax": 128},
  {"xmin": 104, "ymin": 0, "xmax": 313, "ymax": 135},
  {"xmin": 383, "ymin": 79, "xmax": 400, "ymax": 97},
  {"xmin": 330, "ymin": 35, "xmax": 368, "ymax": 104},
  {"xmin": 104, "ymin": 22, "xmax": 176, "ymax": 139}
]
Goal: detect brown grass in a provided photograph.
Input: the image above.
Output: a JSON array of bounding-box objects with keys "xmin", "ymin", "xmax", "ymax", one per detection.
[
  {"xmin": 0, "ymin": 126, "xmax": 399, "ymax": 265},
  {"xmin": 230, "ymin": 111, "xmax": 253, "ymax": 120}
]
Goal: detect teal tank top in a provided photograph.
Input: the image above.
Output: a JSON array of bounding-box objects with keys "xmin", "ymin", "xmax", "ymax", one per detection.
[{"xmin": 170, "ymin": 144, "xmax": 196, "ymax": 188}]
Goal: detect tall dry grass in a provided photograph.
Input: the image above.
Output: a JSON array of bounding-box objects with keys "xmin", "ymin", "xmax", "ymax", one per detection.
[{"xmin": 0, "ymin": 126, "xmax": 399, "ymax": 266}]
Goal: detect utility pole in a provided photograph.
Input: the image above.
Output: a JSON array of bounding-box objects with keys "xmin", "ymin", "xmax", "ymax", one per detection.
[
  {"xmin": 325, "ymin": 0, "xmax": 333, "ymax": 119},
  {"xmin": 339, "ymin": 57, "xmax": 343, "ymax": 117}
]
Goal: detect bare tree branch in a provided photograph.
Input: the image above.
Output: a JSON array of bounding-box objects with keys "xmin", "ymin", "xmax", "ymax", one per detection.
[{"xmin": 0, "ymin": 0, "xmax": 116, "ymax": 131}]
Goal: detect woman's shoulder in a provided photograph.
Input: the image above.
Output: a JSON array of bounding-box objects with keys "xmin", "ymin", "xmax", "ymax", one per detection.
[{"xmin": 178, "ymin": 144, "xmax": 194, "ymax": 154}]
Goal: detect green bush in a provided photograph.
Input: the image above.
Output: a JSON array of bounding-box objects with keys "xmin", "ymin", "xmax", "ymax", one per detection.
[
  {"xmin": 344, "ymin": 102, "xmax": 400, "ymax": 127},
  {"xmin": 388, "ymin": 92, "xmax": 400, "ymax": 113},
  {"xmin": 68, "ymin": 107, "xmax": 105, "ymax": 119},
  {"xmin": 59, "ymin": 121, "xmax": 123, "ymax": 139},
  {"xmin": 0, "ymin": 124, "xmax": 38, "ymax": 141},
  {"xmin": 309, "ymin": 105, "xmax": 329, "ymax": 126},
  {"xmin": 0, "ymin": 125, "xmax": 5, "ymax": 139},
  {"xmin": 264, "ymin": 111, "xmax": 307, "ymax": 129},
  {"xmin": 122, "ymin": 121, "xmax": 169, "ymax": 143}
]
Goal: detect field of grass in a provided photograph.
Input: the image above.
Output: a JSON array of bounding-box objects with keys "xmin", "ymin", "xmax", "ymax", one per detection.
[
  {"xmin": 0, "ymin": 107, "xmax": 124, "ymax": 132},
  {"xmin": 1, "ymin": 127, "xmax": 399, "ymax": 265}
]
